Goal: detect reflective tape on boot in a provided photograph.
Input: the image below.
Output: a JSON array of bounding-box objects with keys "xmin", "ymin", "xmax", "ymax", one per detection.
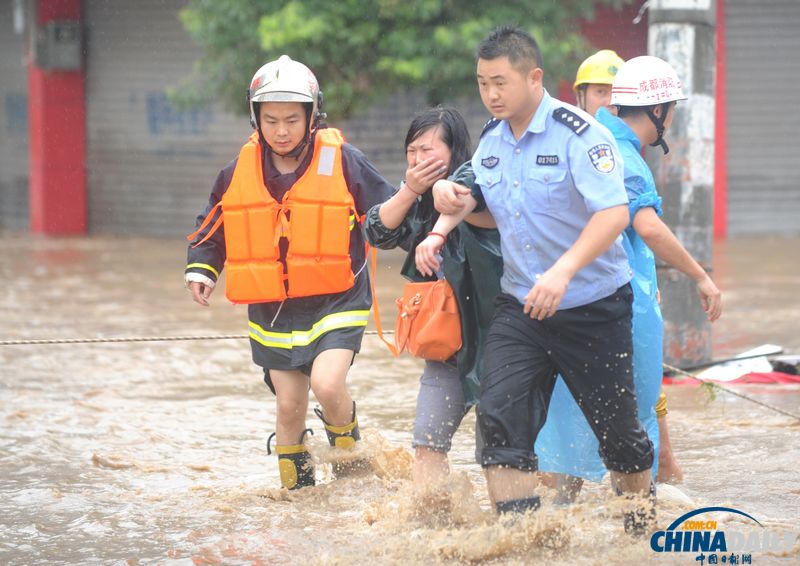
[
  {"xmin": 278, "ymin": 457, "xmax": 299, "ymax": 490},
  {"xmin": 328, "ymin": 419, "xmax": 360, "ymax": 448},
  {"xmin": 276, "ymin": 444, "xmax": 315, "ymax": 490},
  {"xmin": 314, "ymin": 402, "xmax": 361, "ymax": 448}
]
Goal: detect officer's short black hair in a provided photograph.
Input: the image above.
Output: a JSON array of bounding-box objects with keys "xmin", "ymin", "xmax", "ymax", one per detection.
[
  {"xmin": 477, "ymin": 26, "xmax": 543, "ymax": 73},
  {"xmin": 404, "ymin": 106, "xmax": 472, "ymax": 177}
]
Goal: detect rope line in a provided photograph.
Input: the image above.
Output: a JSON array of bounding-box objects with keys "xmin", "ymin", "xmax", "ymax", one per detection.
[
  {"xmin": 0, "ymin": 330, "xmax": 391, "ymax": 346},
  {"xmin": 663, "ymin": 362, "xmax": 800, "ymax": 422},
  {"xmin": 3, "ymin": 333, "xmax": 797, "ymax": 421}
]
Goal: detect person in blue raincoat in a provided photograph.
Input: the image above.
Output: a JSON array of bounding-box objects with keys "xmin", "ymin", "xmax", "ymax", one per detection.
[{"xmin": 535, "ymin": 56, "xmax": 722, "ymax": 501}]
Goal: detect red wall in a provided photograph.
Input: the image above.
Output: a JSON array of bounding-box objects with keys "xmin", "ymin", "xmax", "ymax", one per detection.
[
  {"xmin": 559, "ymin": 3, "xmax": 649, "ymax": 103},
  {"xmin": 713, "ymin": 0, "xmax": 727, "ymax": 238},
  {"xmin": 28, "ymin": 0, "xmax": 86, "ymax": 234}
]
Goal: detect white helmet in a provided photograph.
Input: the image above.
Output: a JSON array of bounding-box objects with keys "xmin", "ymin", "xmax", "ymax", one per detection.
[
  {"xmin": 610, "ymin": 55, "xmax": 687, "ymax": 107},
  {"xmin": 247, "ymin": 55, "xmax": 324, "ymax": 132},
  {"xmin": 611, "ymin": 55, "xmax": 686, "ymax": 154}
]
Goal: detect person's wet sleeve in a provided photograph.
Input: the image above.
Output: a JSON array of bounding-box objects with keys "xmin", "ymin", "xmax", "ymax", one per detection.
[
  {"xmin": 363, "ymin": 200, "xmax": 417, "ymax": 251},
  {"xmin": 625, "ymin": 172, "xmax": 663, "ymax": 225},
  {"xmin": 185, "ymin": 162, "xmax": 233, "ymax": 283},
  {"xmin": 450, "ymin": 160, "xmax": 486, "ymax": 213}
]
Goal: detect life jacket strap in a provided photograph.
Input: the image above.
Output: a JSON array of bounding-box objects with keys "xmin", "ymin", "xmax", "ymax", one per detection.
[
  {"xmin": 187, "ymin": 201, "xmax": 223, "ymax": 248},
  {"xmin": 275, "ymin": 207, "xmax": 291, "ymax": 246}
]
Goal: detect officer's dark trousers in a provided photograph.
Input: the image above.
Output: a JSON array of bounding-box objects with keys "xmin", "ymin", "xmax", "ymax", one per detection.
[{"xmin": 477, "ymin": 286, "xmax": 654, "ymax": 474}]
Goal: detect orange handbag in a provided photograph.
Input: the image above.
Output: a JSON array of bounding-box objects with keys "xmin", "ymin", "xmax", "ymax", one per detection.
[{"xmin": 394, "ymin": 279, "xmax": 462, "ymax": 361}]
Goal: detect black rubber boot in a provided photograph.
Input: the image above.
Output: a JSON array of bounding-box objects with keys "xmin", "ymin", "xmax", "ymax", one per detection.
[
  {"xmin": 314, "ymin": 402, "xmax": 369, "ymax": 476},
  {"xmin": 267, "ymin": 429, "xmax": 315, "ymax": 490},
  {"xmin": 495, "ymin": 496, "xmax": 541, "ymax": 515},
  {"xmin": 619, "ymin": 482, "xmax": 656, "ymax": 536},
  {"xmin": 314, "ymin": 401, "xmax": 361, "ymax": 448}
]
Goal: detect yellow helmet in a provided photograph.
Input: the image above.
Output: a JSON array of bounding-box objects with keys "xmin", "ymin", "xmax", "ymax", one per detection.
[{"xmin": 573, "ymin": 49, "xmax": 626, "ymax": 91}]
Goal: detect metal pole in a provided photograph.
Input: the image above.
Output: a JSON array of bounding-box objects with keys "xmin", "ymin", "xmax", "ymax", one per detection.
[{"xmin": 647, "ymin": 0, "xmax": 717, "ymax": 367}]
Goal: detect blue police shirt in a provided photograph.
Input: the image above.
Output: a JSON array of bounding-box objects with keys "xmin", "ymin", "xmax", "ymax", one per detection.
[
  {"xmin": 472, "ymin": 90, "xmax": 632, "ymax": 309},
  {"xmin": 595, "ymin": 107, "xmax": 664, "ymax": 224},
  {"xmin": 535, "ymin": 107, "xmax": 665, "ymax": 482}
]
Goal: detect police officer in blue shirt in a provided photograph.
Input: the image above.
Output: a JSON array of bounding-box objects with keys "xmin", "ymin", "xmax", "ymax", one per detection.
[
  {"xmin": 418, "ymin": 27, "xmax": 655, "ymax": 535},
  {"xmin": 536, "ymin": 56, "xmax": 723, "ymax": 495}
]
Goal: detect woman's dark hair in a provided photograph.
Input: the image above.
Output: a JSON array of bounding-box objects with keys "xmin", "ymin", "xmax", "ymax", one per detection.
[{"xmin": 404, "ymin": 106, "xmax": 471, "ymax": 176}]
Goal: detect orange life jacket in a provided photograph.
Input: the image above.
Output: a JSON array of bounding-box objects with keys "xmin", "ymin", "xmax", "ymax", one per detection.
[{"xmin": 188, "ymin": 129, "xmax": 357, "ymax": 304}]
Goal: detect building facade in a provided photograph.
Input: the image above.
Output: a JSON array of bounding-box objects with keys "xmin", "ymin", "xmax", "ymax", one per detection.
[{"xmin": 1, "ymin": 0, "xmax": 798, "ymax": 237}]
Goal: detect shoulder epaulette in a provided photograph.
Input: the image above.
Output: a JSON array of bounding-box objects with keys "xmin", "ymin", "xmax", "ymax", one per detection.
[
  {"xmin": 552, "ymin": 108, "xmax": 590, "ymax": 136},
  {"xmin": 480, "ymin": 117, "xmax": 501, "ymax": 139}
]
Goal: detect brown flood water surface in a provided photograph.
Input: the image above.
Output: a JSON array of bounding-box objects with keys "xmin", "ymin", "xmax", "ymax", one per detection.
[{"xmin": 1, "ymin": 234, "xmax": 798, "ymax": 565}]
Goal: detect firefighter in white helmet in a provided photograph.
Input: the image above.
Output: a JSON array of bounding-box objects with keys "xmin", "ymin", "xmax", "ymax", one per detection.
[
  {"xmin": 573, "ymin": 49, "xmax": 626, "ymax": 116},
  {"xmin": 247, "ymin": 55, "xmax": 324, "ymax": 158},
  {"xmin": 185, "ymin": 55, "xmax": 395, "ymax": 490},
  {"xmin": 609, "ymin": 55, "xmax": 688, "ymax": 154}
]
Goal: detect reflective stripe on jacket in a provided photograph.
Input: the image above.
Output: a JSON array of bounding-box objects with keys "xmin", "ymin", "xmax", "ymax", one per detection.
[{"xmin": 248, "ymin": 309, "xmax": 370, "ymax": 349}]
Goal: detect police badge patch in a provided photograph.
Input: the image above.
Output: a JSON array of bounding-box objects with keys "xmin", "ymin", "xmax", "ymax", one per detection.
[
  {"xmin": 481, "ymin": 156, "xmax": 499, "ymax": 169},
  {"xmin": 587, "ymin": 144, "xmax": 616, "ymax": 173}
]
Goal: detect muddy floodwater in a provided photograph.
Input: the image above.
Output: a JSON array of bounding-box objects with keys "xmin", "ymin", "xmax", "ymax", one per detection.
[{"xmin": 1, "ymin": 233, "xmax": 798, "ymax": 565}]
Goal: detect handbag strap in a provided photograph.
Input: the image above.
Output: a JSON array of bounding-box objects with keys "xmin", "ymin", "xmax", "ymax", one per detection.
[{"xmin": 368, "ymin": 246, "xmax": 399, "ymax": 356}]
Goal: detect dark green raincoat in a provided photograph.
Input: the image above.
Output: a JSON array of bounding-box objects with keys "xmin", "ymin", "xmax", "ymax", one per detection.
[{"xmin": 364, "ymin": 163, "xmax": 503, "ymax": 405}]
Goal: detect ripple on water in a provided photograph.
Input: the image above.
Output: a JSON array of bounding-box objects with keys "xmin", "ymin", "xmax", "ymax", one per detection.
[{"xmin": 2, "ymin": 236, "xmax": 800, "ymax": 564}]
